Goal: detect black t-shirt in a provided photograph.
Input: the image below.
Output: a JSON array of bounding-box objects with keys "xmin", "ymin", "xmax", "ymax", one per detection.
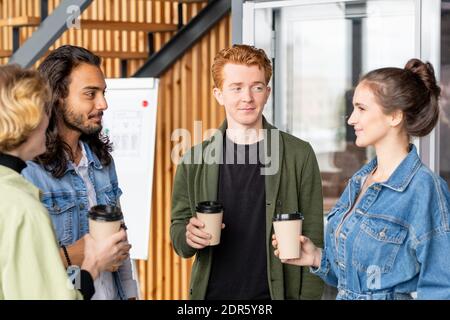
[{"xmin": 205, "ymin": 136, "xmax": 270, "ymax": 300}]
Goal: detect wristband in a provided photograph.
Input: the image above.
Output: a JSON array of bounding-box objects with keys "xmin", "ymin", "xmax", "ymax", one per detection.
[{"xmin": 61, "ymin": 245, "xmax": 72, "ymax": 266}]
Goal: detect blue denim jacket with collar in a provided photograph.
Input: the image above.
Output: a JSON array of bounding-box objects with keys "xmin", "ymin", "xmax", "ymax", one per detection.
[
  {"xmin": 22, "ymin": 141, "xmax": 138, "ymax": 299},
  {"xmin": 312, "ymin": 144, "xmax": 450, "ymax": 300},
  {"xmin": 23, "ymin": 141, "xmax": 122, "ymax": 244}
]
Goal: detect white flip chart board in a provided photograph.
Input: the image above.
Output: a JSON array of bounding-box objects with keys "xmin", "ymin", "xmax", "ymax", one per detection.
[{"xmin": 103, "ymin": 78, "xmax": 158, "ymax": 260}]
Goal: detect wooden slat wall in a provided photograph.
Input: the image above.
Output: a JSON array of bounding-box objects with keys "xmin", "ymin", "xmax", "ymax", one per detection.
[
  {"xmin": 0, "ymin": 0, "xmax": 230, "ymax": 300},
  {"xmin": 1, "ymin": 0, "xmax": 181, "ymax": 74}
]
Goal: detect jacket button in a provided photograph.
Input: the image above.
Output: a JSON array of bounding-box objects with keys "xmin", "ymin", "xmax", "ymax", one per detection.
[{"xmin": 79, "ymin": 203, "xmax": 85, "ymax": 210}]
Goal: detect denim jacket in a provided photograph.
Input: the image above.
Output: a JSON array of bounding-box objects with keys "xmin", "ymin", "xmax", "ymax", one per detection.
[
  {"xmin": 22, "ymin": 141, "xmax": 138, "ymax": 299},
  {"xmin": 312, "ymin": 144, "xmax": 450, "ymax": 300}
]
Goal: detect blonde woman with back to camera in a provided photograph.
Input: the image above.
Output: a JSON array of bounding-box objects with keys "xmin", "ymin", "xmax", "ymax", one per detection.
[
  {"xmin": 0, "ymin": 64, "xmax": 129, "ymax": 299},
  {"xmin": 273, "ymin": 59, "xmax": 450, "ymax": 300}
]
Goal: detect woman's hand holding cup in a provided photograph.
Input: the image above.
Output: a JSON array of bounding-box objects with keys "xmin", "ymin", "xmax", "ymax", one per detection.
[{"xmin": 272, "ymin": 234, "xmax": 322, "ymax": 268}]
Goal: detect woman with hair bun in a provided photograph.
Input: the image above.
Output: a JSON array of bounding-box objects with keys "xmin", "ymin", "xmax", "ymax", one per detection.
[{"xmin": 272, "ymin": 58, "xmax": 450, "ymax": 299}]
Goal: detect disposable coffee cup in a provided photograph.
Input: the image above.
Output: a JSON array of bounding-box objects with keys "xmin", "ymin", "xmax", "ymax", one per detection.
[
  {"xmin": 273, "ymin": 212, "xmax": 304, "ymax": 259},
  {"xmin": 88, "ymin": 204, "xmax": 124, "ymax": 241},
  {"xmin": 196, "ymin": 201, "xmax": 223, "ymax": 246}
]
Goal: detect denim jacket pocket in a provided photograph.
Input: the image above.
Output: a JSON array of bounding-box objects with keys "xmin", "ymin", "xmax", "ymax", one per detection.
[
  {"xmin": 325, "ymin": 205, "xmax": 346, "ymax": 236},
  {"xmin": 105, "ymin": 189, "xmax": 117, "ymax": 206},
  {"xmin": 42, "ymin": 194, "xmax": 75, "ymax": 245},
  {"xmin": 326, "ymin": 204, "xmax": 345, "ymax": 222},
  {"xmin": 352, "ymin": 216, "xmax": 407, "ymax": 273},
  {"xmin": 96, "ymin": 184, "xmax": 118, "ymax": 206},
  {"xmin": 105, "ymin": 187, "xmax": 118, "ymax": 206}
]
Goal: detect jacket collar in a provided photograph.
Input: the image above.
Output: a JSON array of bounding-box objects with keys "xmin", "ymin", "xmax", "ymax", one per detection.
[
  {"xmin": 353, "ymin": 144, "xmax": 422, "ymax": 192},
  {"xmin": 64, "ymin": 141, "xmax": 103, "ymax": 174},
  {"xmin": 81, "ymin": 141, "xmax": 103, "ymax": 169}
]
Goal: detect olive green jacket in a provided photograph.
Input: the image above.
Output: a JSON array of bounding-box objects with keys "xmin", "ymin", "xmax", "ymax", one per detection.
[{"xmin": 170, "ymin": 118, "xmax": 324, "ymax": 300}]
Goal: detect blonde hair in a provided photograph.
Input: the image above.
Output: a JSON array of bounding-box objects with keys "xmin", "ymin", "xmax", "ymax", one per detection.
[
  {"xmin": 212, "ymin": 44, "xmax": 272, "ymax": 89},
  {"xmin": 0, "ymin": 64, "xmax": 49, "ymax": 152}
]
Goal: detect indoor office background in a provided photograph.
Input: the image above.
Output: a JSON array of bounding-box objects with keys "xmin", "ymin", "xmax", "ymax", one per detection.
[{"xmin": 1, "ymin": 0, "xmax": 449, "ymax": 300}]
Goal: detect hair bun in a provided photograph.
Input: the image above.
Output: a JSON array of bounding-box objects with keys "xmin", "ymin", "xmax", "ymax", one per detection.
[{"xmin": 404, "ymin": 58, "xmax": 441, "ymax": 97}]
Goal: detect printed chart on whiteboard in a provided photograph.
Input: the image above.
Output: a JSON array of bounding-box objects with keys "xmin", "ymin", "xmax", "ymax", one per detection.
[
  {"xmin": 107, "ymin": 111, "xmax": 142, "ymax": 157},
  {"xmin": 102, "ymin": 78, "xmax": 158, "ymax": 260}
]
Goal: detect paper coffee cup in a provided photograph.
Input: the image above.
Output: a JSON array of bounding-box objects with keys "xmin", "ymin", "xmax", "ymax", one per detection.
[
  {"xmin": 196, "ymin": 201, "xmax": 223, "ymax": 246},
  {"xmin": 88, "ymin": 204, "xmax": 124, "ymax": 241},
  {"xmin": 273, "ymin": 212, "xmax": 304, "ymax": 259}
]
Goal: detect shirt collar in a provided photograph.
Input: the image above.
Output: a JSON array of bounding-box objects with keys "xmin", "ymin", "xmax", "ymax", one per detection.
[
  {"xmin": 0, "ymin": 153, "xmax": 27, "ymax": 173},
  {"xmin": 76, "ymin": 141, "xmax": 89, "ymax": 168},
  {"xmin": 64, "ymin": 141, "xmax": 103, "ymax": 174}
]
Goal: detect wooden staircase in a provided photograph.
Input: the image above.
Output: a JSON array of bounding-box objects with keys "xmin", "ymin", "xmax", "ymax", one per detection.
[{"xmin": 0, "ymin": 0, "xmax": 208, "ymax": 76}]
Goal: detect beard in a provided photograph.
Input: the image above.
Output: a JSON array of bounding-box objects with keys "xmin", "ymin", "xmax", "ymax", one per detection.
[{"xmin": 61, "ymin": 104, "xmax": 103, "ymax": 135}]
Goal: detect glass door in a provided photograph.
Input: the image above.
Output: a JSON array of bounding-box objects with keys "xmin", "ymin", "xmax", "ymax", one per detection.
[
  {"xmin": 440, "ymin": 1, "xmax": 450, "ymax": 188},
  {"xmin": 245, "ymin": 0, "xmax": 421, "ymax": 212}
]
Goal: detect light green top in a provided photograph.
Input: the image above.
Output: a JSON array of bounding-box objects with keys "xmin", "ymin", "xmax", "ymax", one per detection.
[{"xmin": 0, "ymin": 165, "xmax": 82, "ymax": 300}]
